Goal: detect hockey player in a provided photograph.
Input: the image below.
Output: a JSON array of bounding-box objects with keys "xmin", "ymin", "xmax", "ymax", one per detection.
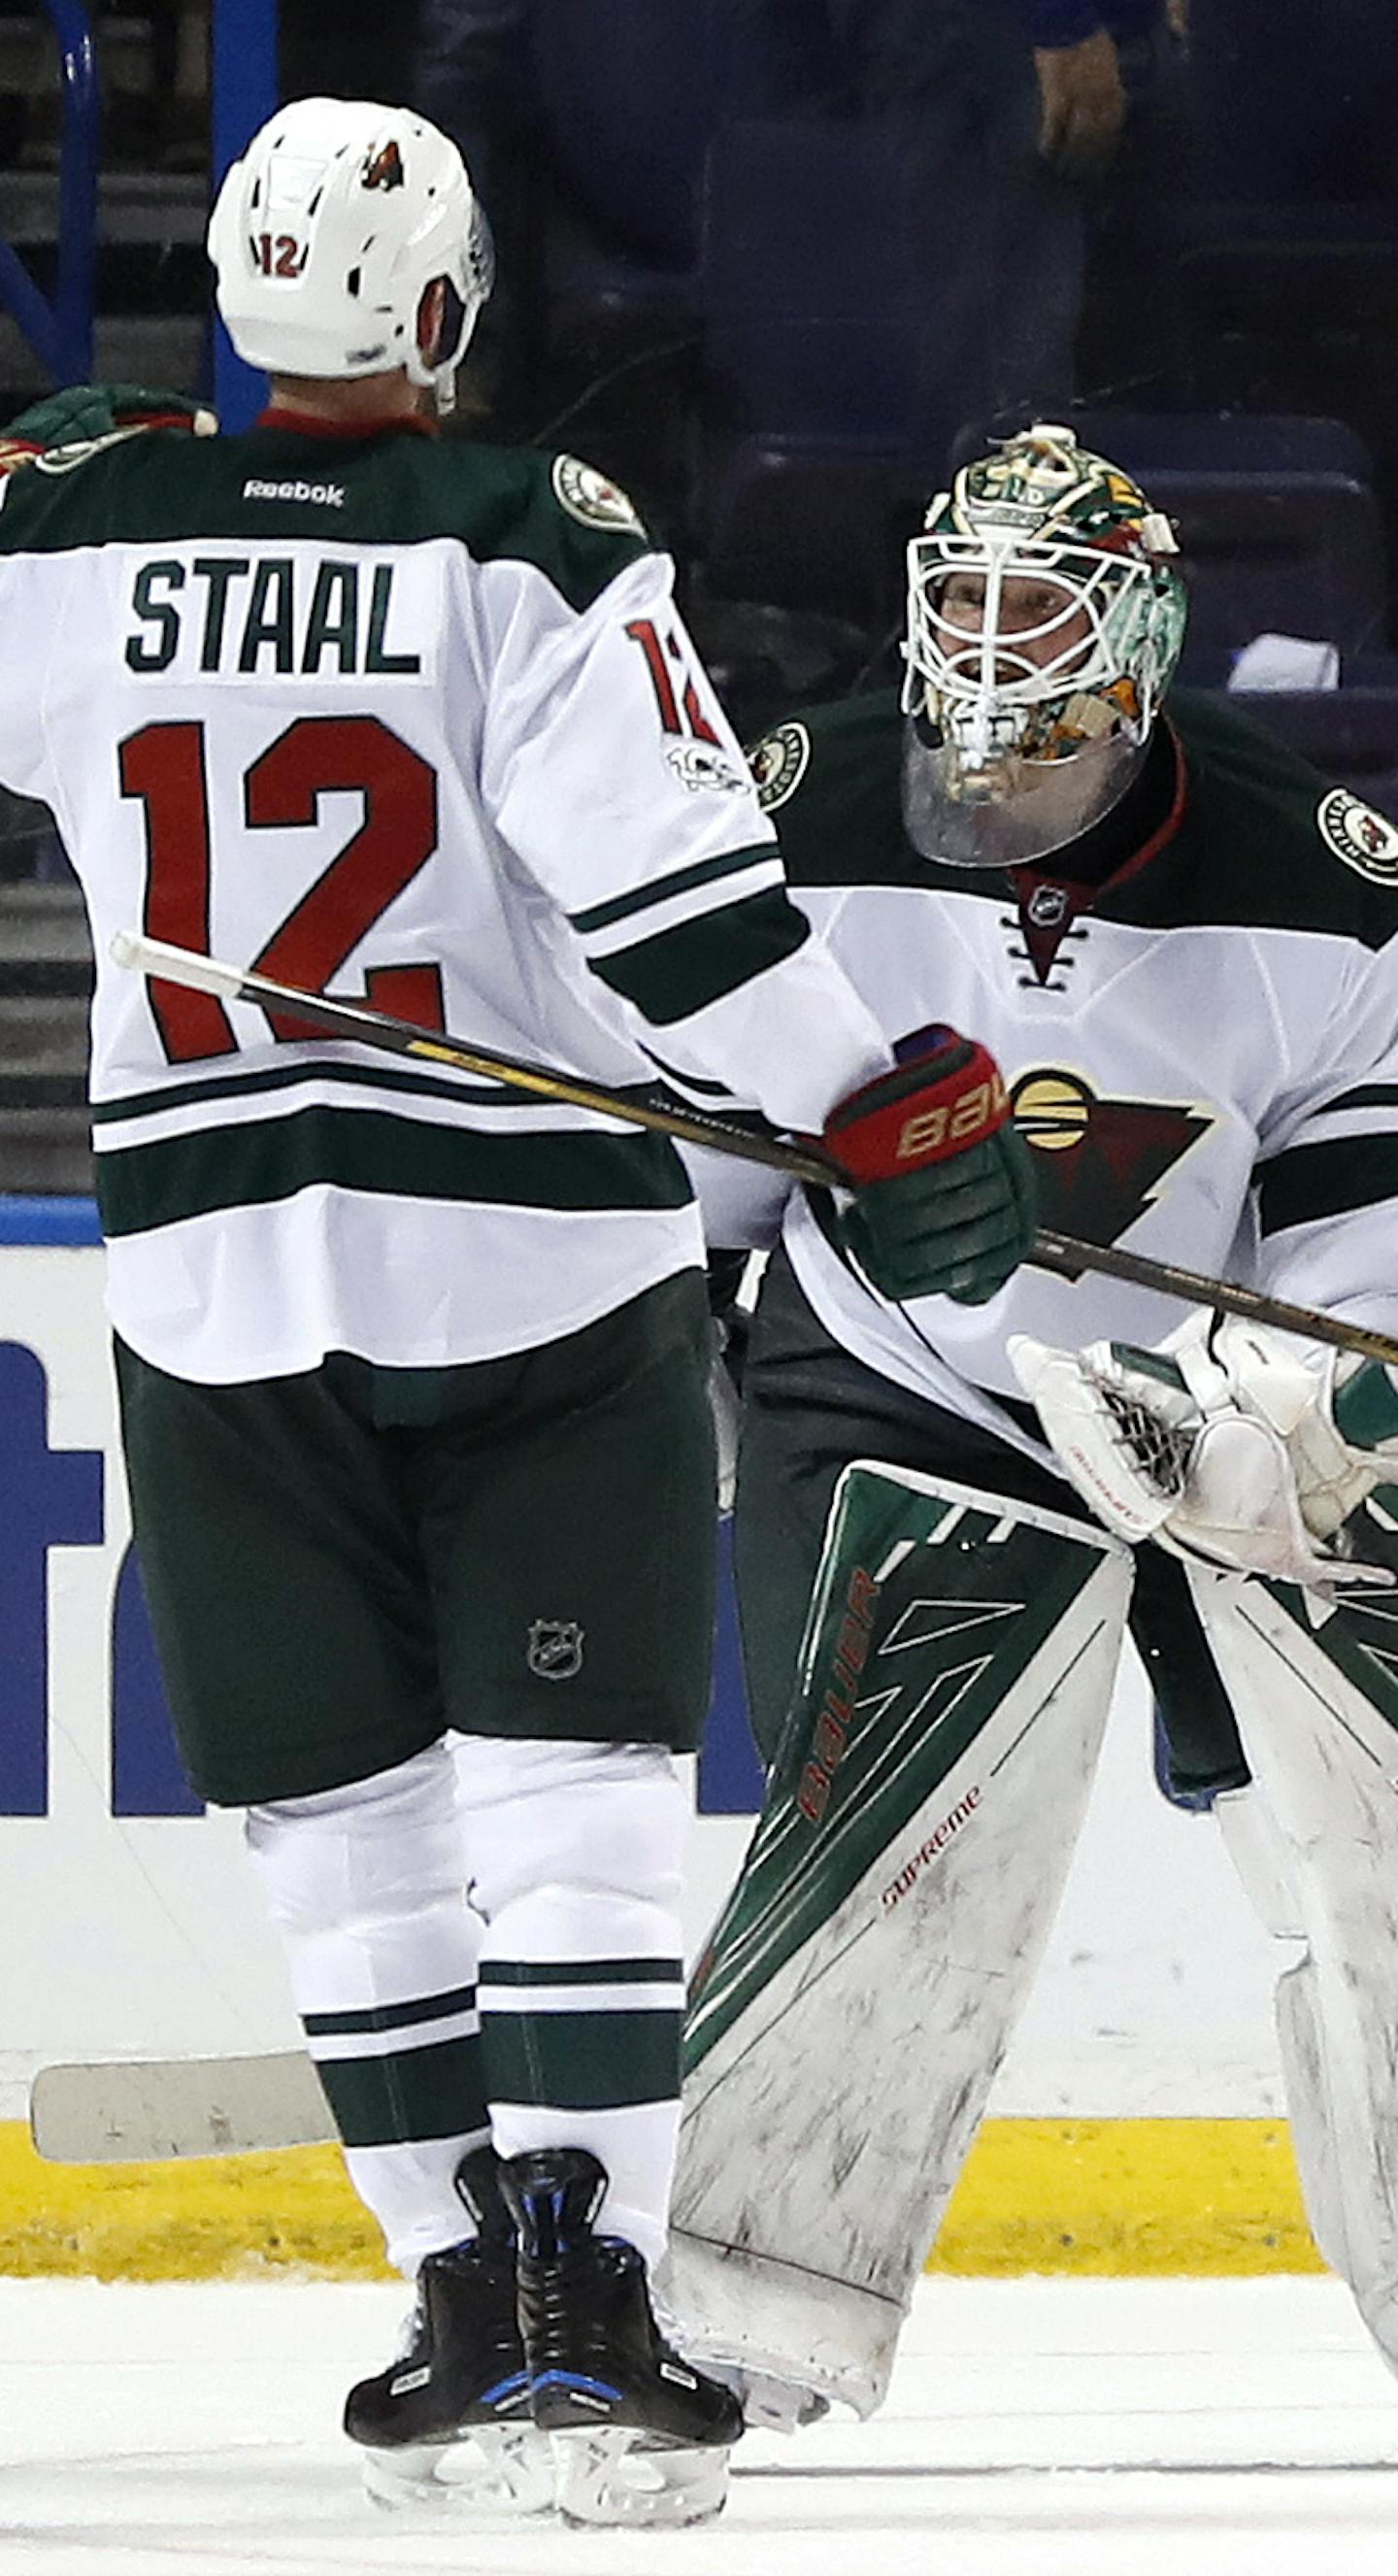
[
  {"xmin": 0, "ymin": 102, "xmax": 1036, "ymax": 2526},
  {"xmin": 665, "ymin": 421, "xmax": 1398, "ymax": 2425}
]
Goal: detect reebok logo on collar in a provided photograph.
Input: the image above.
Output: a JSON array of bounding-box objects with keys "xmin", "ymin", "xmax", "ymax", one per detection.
[{"xmin": 243, "ymin": 477, "xmax": 346, "ymax": 507}]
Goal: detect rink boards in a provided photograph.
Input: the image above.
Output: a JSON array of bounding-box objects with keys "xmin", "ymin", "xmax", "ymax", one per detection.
[
  {"xmin": 0, "ymin": 1211, "xmax": 1317, "ymax": 2280},
  {"xmin": 0, "ymin": 2116, "xmax": 1324, "ymax": 2282}
]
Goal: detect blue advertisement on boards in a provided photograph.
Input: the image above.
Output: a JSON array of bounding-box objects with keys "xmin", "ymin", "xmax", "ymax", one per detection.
[{"xmin": 1, "ymin": 1282, "xmax": 763, "ymax": 1823}]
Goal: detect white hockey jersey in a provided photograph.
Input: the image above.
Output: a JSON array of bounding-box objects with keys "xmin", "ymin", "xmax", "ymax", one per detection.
[
  {"xmin": 0, "ymin": 417, "xmax": 888, "ymax": 1381},
  {"xmin": 688, "ymin": 687, "xmax": 1398, "ymax": 1465}
]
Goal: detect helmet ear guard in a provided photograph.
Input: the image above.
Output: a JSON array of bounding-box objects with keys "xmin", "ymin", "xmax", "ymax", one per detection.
[{"xmin": 208, "ymin": 96, "xmax": 494, "ymax": 410}]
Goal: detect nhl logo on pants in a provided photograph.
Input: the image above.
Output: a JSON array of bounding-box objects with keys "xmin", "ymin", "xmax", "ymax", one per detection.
[{"xmin": 527, "ymin": 1620, "xmax": 585, "ymax": 1680}]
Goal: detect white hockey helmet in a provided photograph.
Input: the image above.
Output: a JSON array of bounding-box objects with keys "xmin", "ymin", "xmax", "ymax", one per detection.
[
  {"xmin": 208, "ymin": 97, "xmax": 494, "ymax": 407},
  {"xmin": 900, "ymin": 422, "xmax": 1187, "ymax": 867}
]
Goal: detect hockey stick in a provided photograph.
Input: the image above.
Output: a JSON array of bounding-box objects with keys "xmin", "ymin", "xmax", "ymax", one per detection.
[
  {"xmin": 29, "ymin": 2051, "xmax": 334, "ymax": 2161},
  {"xmin": 110, "ymin": 930, "xmax": 1398, "ymax": 1369},
  {"xmin": 110, "ymin": 928, "xmax": 843, "ymax": 1188}
]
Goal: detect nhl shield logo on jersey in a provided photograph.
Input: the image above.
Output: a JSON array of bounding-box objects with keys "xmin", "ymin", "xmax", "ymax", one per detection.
[
  {"xmin": 749, "ymin": 721, "xmax": 812, "ymax": 813},
  {"xmin": 1316, "ymin": 788, "xmax": 1398, "ymax": 885},
  {"xmin": 1025, "ymin": 884, "xmax": 1070, "ymax": 929},
  {"xmin": 550, "ymin": 454, "xmax": 646, "ymax": 536},
  {"xmin": 526, "ymin": 1619, "xmax": 585, "ymax": 1681}
]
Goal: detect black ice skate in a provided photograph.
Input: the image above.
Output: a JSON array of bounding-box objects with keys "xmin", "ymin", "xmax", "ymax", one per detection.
[
  {"xmin": 499, "ymin": 2144, "xmax": 743, "ymax": 2527},
  {"xmin": 343, "ymin": 2145, "xmax": 551, "ymax": 2515}
]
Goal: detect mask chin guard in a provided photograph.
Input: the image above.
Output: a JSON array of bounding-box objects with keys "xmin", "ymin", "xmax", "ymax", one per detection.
[{"xmin": 900, "ymin": 710, "xmax": 1148, "ymax": 870}]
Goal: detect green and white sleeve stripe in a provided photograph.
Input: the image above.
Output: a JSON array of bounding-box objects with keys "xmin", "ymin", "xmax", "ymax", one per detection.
[
  {"xmin": 570, "ymin": 845, "xmax": 810, "ymax": 1026},
  {"xmin": 1257, "ymin": 1082, "xmax": 1398, "ymax": 1235}
]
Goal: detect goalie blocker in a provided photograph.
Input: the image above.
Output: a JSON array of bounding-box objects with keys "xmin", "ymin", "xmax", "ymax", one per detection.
[{"xmin": 660, "ymin": 1461, "xmax": 1131, "ymax": 2421}]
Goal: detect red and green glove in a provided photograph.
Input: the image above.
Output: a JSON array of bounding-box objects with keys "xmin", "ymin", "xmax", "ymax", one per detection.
[
  {"xmin": 0, "ymin": 383, "xmax": 216, "ymax": 477},
  {"xmin": 822, "ymin": 1025, "xmax": 1037, "ymax": 1305}
]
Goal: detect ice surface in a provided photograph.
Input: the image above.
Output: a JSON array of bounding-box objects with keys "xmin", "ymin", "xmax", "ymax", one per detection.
[{"xmin": 3, "ymin": 2274, "xmax": 1398, "ymax": 2574}]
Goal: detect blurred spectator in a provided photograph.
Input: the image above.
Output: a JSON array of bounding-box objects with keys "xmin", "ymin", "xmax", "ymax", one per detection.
[
  {"xmin": 720, "ymin": 0, "xmax": 847, "ymax": 111},
  {"xmin": 1054, "ymin": 0, "xmax": 1191, "ymax": 409},
  {"xmin": 1189, "ymin": 0, "xmax": 1398, "ymax": 209},
  {"xmin": 721, "ymin": 0, "xmax": 1188, "ymax": 468},
  {"xmin": 412, "ymin": 0, "xmax": 528, "ymax": 212},
  {"xmin": 408, "ymin": 3, "xmax": 536, "ymax": 421}
]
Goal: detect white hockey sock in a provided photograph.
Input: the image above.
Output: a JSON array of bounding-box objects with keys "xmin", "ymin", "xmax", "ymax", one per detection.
[
  {"xmin": 459, "ymin": 1735, "xmax": 689, "ymax": 2272},
  {"xmin": 245, "ymin": 1739, "xmax": 486, "ymax": 2275}
]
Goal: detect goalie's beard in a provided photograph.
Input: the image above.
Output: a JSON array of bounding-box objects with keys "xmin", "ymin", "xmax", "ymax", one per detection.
[{"xmin": 900, "ymin": 707, "xmax": 1148, "ymax": 870}]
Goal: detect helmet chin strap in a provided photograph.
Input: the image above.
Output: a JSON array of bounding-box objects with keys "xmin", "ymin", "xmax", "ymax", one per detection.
[{"xmin": 900, "ymin": 712, "xmax": 1148, "ymax": 871}]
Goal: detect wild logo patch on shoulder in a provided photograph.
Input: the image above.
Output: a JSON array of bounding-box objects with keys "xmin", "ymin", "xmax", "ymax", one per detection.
[
  {"xmin": 749, "ymin": 721, "xmax": 811, "ymax": 812},
  {"xmin": 550, "ymin": 454, "xmax": 646, "ymax": 536},
  {"xmin": 1317, "ymin": 788, "xmax": 1398, "ymax": 884}
]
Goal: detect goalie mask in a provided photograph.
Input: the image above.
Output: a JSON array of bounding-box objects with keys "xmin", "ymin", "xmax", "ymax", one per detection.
[
  {"xmin": 208, "ymin": 97, "xmax": 494, "ymax": 412},
  {"xmin": 900, "ymin": 423, "xmax": 1187, "ymax": 868}
]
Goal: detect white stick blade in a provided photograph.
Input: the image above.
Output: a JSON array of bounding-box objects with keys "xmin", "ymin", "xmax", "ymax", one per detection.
[{"xmin": 29, "ymin": 2052, "xmax": 335, "ymax": 2161}]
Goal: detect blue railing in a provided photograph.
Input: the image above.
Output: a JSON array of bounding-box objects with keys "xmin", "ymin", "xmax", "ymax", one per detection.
[
  {"xmin": 0, "ymin": 0, "xmax": 280, "ymax": 413},
  {"xmin": 212, "ymin": 0, "xmax": 279, "ymax": 429},
  {"xmin": 0, "ymin": 0, "xmax": 96, "ymax": 383}
]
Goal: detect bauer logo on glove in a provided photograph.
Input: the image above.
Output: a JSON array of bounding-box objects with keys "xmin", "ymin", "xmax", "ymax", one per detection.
[
  {"xmin": 822, "ymin": 1025, "xmax": 1010, "ymax": 1180},
  {"xmin": 820, "ymin": 1026, "xmax": 1037, "ymax": 1307}
]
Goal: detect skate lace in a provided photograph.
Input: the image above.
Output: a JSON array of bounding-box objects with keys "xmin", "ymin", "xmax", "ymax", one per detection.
[{"xmin": 526, "ymin": 2241, "xmax": 633, "ymax": 2370}]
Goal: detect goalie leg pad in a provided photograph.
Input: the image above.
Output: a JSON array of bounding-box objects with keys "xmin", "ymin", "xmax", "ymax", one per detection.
[
  {"xmin": 1192, "ymin": 1549, "xmax": 1398, "ymax": 2367},
  {"xmin": 1214, "ymin": 1786, "xmax": 1351, "ymax": 2281},
  {"xmin": 662, "ymin": 1462, "xmax": 1131, "ymax": 2418}
]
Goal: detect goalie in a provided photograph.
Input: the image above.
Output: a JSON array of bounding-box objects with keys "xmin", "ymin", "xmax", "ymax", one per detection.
[{"xmin": 664, "ymin": 420, "xmax": 1398, "ymax": 2424}]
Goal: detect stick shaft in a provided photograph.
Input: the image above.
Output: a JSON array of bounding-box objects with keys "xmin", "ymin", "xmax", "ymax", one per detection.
[
  {"xmin": 111, "ymin": 932, "xmax": 1398, "ymax": 1370},
  {"xmin": 111, "ymin": 929, "xmax": 842, "ymax": 1188},
  {"xmin": 1033, "ymin": 1228, "xmax": 1398, "ymax": 1366}
]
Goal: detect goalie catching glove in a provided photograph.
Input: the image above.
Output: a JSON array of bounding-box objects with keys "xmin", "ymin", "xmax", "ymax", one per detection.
[
  {"xmin": 822, "ymin": 1025, "xmax": 1037, "ymax": 1305},
  {"xmin": 1011, "ymin": 1310, "xmax": 1398, "ymax": 1597}
]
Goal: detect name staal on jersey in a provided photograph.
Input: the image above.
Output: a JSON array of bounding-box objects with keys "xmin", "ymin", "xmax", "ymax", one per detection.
[{"xmin": 0, "ymin": 418, "xmax": 890, "ymax": 1383}]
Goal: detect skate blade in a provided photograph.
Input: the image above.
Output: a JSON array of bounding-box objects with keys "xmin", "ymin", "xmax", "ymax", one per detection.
[
  {"xmin": 551, "ymin": 2427, "xmax": 730, "ymax": 2528},
  {"xmin": 361, "ymin": 2424, "xmax": 555, "ymax": 2517}
]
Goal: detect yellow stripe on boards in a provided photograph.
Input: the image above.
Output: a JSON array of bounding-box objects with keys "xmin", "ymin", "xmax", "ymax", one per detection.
[
  {"xmin": 0, "ymin": 2125, "xmax": 390, "ymax": 2282},
  {"xmin": 0, "ymin": 2118, "xmax": 1326, "ymax": 2283},
  {"xmin": 930, "ymin": 2118, "xmax": 1325, "ymax": 2278}
]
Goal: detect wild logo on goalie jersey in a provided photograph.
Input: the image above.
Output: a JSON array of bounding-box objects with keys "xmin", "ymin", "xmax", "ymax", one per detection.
[{"xmin": 1010, "ymin": 1070, "xmax": 1214, "ymax": 1270}]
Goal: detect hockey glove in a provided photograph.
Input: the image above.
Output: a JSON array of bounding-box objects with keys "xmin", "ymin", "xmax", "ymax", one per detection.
[
  {"xmin": 822, "ymin": 1025, "xmax": 1037, "ymax": 1305},
  {"xmin": 1010, "ymin": 1309, "xmax": 1398, "ymax": 1598},
  {"xmin": 0, "ymin": 384, "xmax": 216, "ymax": 477}
]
